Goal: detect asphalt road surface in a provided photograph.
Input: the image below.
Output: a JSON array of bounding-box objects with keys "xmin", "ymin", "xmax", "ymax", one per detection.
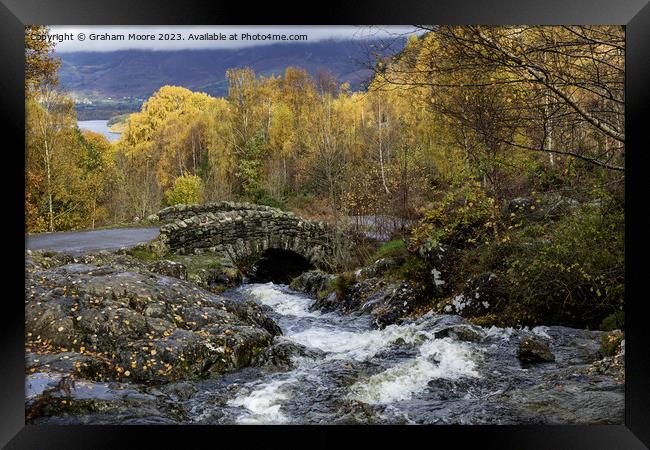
[{"xmin": 26, "ymin": 227, "xmax": 160, "ymax": 255}]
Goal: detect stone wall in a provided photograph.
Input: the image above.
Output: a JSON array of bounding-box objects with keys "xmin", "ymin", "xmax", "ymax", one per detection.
[
  {"xmin": 156, "ymin": 201, "xmax": 279, "ymax": 223},
  {"xmin": 156, "ymin": 204, "xmax": 333, "ymax": 266}
]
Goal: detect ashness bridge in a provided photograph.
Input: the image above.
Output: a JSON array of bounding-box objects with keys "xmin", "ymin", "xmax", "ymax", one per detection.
[{"xmin": 152, "ymin": 202, "xmax": 334, "ymax": 267}]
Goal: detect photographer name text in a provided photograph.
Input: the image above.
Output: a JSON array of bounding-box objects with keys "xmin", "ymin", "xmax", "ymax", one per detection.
[{"xmin": 30, "ymin": 32, "xmax": 309, "ymax": 43}]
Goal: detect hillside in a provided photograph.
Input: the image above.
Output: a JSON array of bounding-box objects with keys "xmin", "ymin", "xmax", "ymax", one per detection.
[{"xmin": 59, "ymin": 39, "xmax": 401, "ymax": 118}]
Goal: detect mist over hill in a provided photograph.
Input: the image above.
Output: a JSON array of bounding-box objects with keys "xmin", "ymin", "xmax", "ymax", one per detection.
[{"xmin": 59, "ymin": 39, "xmax": 404, "ymax": 119}]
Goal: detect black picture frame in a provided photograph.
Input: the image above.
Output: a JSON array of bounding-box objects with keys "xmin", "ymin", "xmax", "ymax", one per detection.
[{"xmin": 2, "ymin": 1, "xmax": 648, "ymax": 448}]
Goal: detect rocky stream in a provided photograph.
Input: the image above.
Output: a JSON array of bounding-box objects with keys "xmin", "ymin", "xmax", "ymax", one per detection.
[{"xmin": 25, "ymin": 251, "xmax": 624, "ymax": 425}]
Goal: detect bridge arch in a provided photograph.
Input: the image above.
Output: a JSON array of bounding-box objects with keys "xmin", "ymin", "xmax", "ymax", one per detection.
[{"xmin": 155, "ymin": 204, "xmax": 334, "ymax": 268}]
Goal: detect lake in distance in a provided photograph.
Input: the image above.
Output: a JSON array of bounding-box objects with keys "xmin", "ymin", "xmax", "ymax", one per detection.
[{"xmin": 78, "ymin": 120, "xmax": 121, "ymax": 142}]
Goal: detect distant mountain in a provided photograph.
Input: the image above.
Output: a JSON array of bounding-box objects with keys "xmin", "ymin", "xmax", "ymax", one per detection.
[{"xmin": 59, "ymin": 39, "xmax": 404, "ymax": 118}]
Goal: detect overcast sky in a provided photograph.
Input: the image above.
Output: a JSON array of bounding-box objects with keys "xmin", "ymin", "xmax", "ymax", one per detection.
[{"xmin": 47, "ymin": 26, "xmax": 420, "ymax": 52}]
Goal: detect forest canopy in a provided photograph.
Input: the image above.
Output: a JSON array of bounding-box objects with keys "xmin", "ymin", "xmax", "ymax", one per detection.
[{"xmin": 26, "ymin": 25, "xmax": 624, "ymax": 232}]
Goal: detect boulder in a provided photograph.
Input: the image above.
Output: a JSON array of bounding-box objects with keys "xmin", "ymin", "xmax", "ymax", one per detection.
[
  {"xmin": 434, "ymin": 324, "xmax": 485, "ymax": 342},
  {"xmin": 289, "ymin": 270, "xmax": 335, "ymax": 298},
  {"xmin": 189, "ymin": 267, "xmax": 242, "ymax": 293},
  {"xmin": 26, "ymin": 372, "xmax": 186, "ymax": 424},
  {"xmin": 517, "ymin": 336, "xmax": 555, "ymax": 364},
  {"xmin": 357, "ymin": 257, "xmax": 404, "ymax": 279},
  {"xmin": 149, "ymin": 260, "xmax": 187, "ymax": 280},
  {"xmin": 508, "ymin": 195, "xmax": 581, "ymax": 222},
  {"xmin": 253, "ymin": 338, "xmax": 324, "ymax": 371},
  {"xmin": 309, "ymin": 291, "xmax": 339, "ymax": 313},
  {"xmin": 417, "ymin": 238, "xmax": 453, "ymax": 295},
  {"xmin": 25, "ymin": 258, "xmax": 281, "ymax": 384},
  {"xmin": 443, "ymin": 272, "xmax": 502, "ymax": 317},
  {"xmin": 508, "ymin": 197, "xmax": 534, "ymax": 214},
  {"xmin": 371, "ymin": 282, "xmax": 429, "ymax": 329}
]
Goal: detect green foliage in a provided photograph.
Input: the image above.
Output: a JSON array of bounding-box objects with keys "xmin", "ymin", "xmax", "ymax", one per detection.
[
  {"xmin": 371, "ymin": 239, "xmax": 408, "ymax": 262},
  {"xmin": 503, "ymin": 195, "xmax": 624, "ymax": 328},
  {"xmin": 397, "ymin": 256, "xmax": 429, "ymax": 284},
  {"xmin": 600, "ymin": 310, "xmax": 625, "ymax": 331},
  {"xmin": 165, "ymin": 174, "xmax": 204, "ymax": 206},
  {"xmin": 246, "ymin": 190, "xmax": 286, "ymax": 210},
  {"xmin": 236, "ymin": 133, "xmax": 266, "ymax": 197},
  {"xmin": 412, "ymin": 181, "xmax": 497, "ymax": 249},
  {"xmin": 600, "ymin": 330, "xmax": 624, "ymax": 357},
  {"xmin": 130, "ymin": 248, "xmax": 159, "ymax": 261},
  {"xmin": 332, "ymin": 272, "xmax": 356, "ymax": 300}
]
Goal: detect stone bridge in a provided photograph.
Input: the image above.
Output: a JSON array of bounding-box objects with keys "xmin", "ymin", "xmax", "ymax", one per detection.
[{"xmin": 153, "ymin": 202, "xmax": 334, "ymax": 267}]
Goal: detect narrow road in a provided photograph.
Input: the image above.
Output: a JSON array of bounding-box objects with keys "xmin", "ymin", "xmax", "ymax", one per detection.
[{"xmin": 25, "ymin": 227, "xmax": 159, "ymax": 254}]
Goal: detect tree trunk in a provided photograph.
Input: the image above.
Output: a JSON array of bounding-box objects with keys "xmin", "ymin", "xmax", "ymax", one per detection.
[{"xmin": 377, "ymin": 101, "xmax": 390, "ymax": 195}]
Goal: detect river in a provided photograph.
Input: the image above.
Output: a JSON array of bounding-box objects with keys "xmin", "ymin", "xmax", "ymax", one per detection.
[
  {"xmin": 180, "ymin": 282, "xmax": 623, "ymax": 424},
  {"xmin": 77, "ymin": 120, "xmax": 121, "ymax": 142},
  {"xmin": 26, "ymin": 283, "xmax": 625, "ymax": 424},
  {"xmin": 26, "ymin": 280, "xmax": 623, "ymax": 424}
]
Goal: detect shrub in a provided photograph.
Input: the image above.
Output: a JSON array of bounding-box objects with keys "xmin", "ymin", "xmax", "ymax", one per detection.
[
  {"xmin": 398, "ymin": 256, "xmax": 429, "ymax": 284},
  {"xmin": 502, "ymin": 196, "xmax": 624, "ymax": 328},
  {"xmin": 411, "ymin": 181, "xmax": 498, "ymax": 250},
  {"xmin": 600, "ymin": 310, "xmax": 625, "ymax": 331},
  {"xmin": 246, "ymin": 190, "xmax": 286, "ymax": 210},
  {"xmin": 600, "ymin": 330, "xmax": 624, "ymax": 357},
  {"xmin": 165, "ymin": 174, "xmax": 203, "ymax": 206},
  {"xmin": 332, "ymin": 272, "xmax": 356, "ymax": 300},
  {"xmin": 288, "ymin": 193, "xmax": 316, "ymax": 210},
  {"xmin": 370, "ymin": 239, "xmax": 409, "ymax": 262}
]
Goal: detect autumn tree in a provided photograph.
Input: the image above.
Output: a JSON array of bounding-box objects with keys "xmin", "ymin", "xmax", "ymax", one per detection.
[
  {"xmin": 371, "ymin": 26, "xmax": 624, "ymax": 172},
  {"xmin": 165, "ymin": 174, "xmax": 204, "ymax": 206},
  {"xmin": 78, "ymin": 131, "xmax": 117, "ymax": 228},
  {"xmin": 26, "ymin": 88, "xmax": 77, "ymax": 231},
  {"xmin": 25, "ymin": 25, "xmax": 60, "ymax": 92}
]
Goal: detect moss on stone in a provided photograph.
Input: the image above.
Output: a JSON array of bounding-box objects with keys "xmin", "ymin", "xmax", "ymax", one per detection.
[{"xmin": 600, "ymin": 330, "xmax": 624, "ymax": 357}]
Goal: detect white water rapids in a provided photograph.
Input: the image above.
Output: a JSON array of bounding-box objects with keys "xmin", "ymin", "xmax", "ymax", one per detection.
[
  {"xmin": 28, "ymin": 281, "xmax": 623, "ymax": 425},
  {"xmin": 225, "ymin": 283, "xmax": 481, "ymax": 424}
]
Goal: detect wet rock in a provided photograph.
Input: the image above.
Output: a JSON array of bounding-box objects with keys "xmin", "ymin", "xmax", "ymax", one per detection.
[
  {"xmin": 149, "ymin": 260, "xmax": 187, "ymax": 280},
  {"xmin": 295, "ymin": 267, "xmax": 433, "ymax": 329},
  {"xmin": 357, "ymin": 257, "xmax": 404, "ymax": 279},
  {"xmin": 289, "ymin": 270, "xmax": 335, "ymax": 298},
  {"xmin": 161, "ymin": 381, "xmax": 199, "ymax": 401},
  {"xmin": 335, "ymin": 277, "xmax": 384, "ymax": 314},
  {"xmin": 494, "ymin": 364, "xmax": 623, "ymax": 424},
  {"xmin": 426, "ymin": 378, "xmax": 478, "ymax": 401},
  {"xmin": 518, "ymin": 337, "xmax": 555, "ymax": 364},
  {"xmin": 25, "ymin": 258, "xmax": 280, "ymax": 383},
  {"xmin": 357, "ymin": 281, "xmax": 395, "ymax": 313},
  {"xmin": 309, "ymin": 291, "xmax": 339, "ymax": 313},
  {"xmin": 189, "ymin": 266, "xmax": 242, "ymax": 293},
  {"xmin": 330, "ymin": 400, "xmax": 381, "ymax": 424},
  {"xmin": 306, "ymin": 275, "xmax": 391, "ymax": 316},
  {"xmin": 26, "ymin": 373, "xmax": 186, "ymax": 425},
  {"xmin": 443, "ymin": 272, "xmax": 502, "ymax": 317},
  {"xmin": 371, "ymin": 282, "xmax": 429, "ymax": 329},
  {"xmin": 434, "ymin": 324, "xmax": 485, "ymax": 342},
  {"xmin": 416, "ymin": 238, "xmax": 453, "ymax": 294},
  {"xmin": 253, "ymin": 338, "xmax": 324, "ymax": 371}
]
